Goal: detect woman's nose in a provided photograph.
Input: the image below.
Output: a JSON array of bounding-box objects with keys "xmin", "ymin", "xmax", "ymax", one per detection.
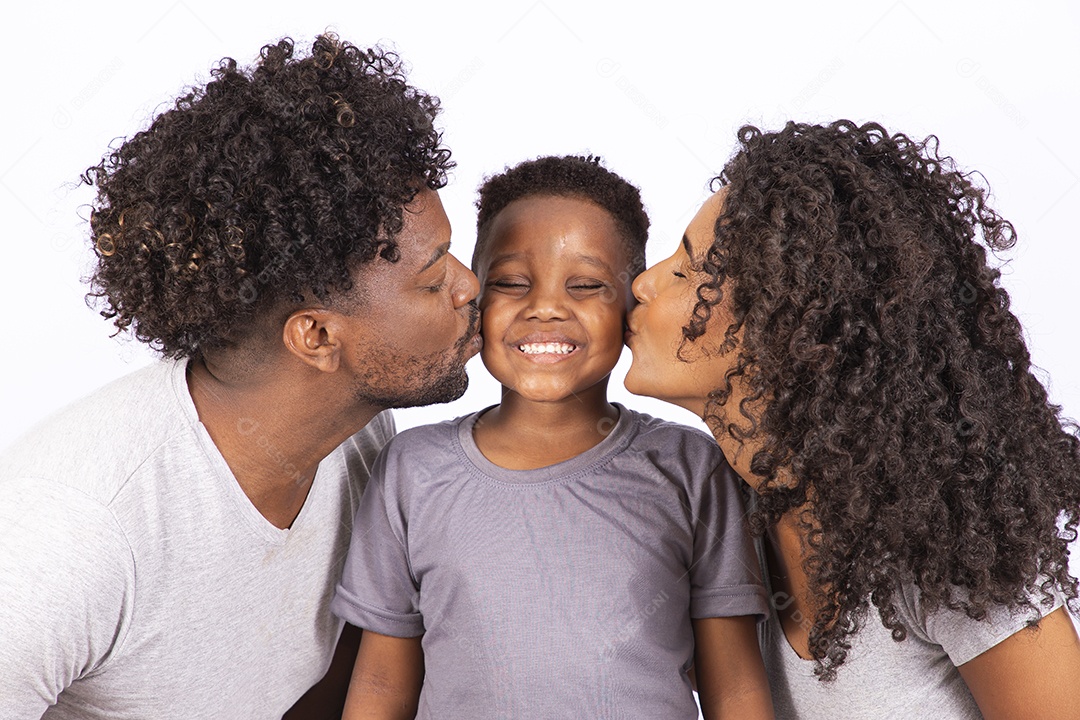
[{"xmin": 631, "ymin": 265, "xmax": 656, "ymax": 304}]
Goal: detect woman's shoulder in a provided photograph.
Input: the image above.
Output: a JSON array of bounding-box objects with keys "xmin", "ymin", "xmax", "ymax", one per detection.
[
  {"xmin": 761, "ymin": 599, "xmax": 986, "ymax": 718},
  {"xmin": 894, "ymin": 577, "xmax": 1065, "ymax": 667},
  {"xmin": 759, "ymin": 572, "xmax": 990, "ymax": 718}
]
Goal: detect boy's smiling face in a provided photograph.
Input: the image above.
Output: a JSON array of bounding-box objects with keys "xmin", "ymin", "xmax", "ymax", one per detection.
[{"xmin": 476, "ymin": 194, "xmax": 632, "ymax": 403}]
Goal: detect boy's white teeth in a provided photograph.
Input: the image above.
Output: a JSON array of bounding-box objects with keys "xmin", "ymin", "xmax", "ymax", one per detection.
[{"xmin": 518, "ymin": 342, "xmax": 576, "ymax": 355}]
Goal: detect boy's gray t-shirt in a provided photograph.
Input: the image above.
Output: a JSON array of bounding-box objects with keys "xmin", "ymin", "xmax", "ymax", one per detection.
[{"xmin": 331, "ymin": 405, "xmax": 768, "ymax": 719}]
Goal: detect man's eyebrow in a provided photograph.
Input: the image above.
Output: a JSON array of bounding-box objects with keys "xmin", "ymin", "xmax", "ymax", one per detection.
[{"xmin": 419, "ymin": 243, "xmax": 450, "ymax": 273}]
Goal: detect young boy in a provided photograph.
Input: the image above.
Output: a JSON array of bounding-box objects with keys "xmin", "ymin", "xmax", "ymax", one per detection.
[{"xmin": 331, "ymin": 156, "xmax": 773, "ymax": 719}]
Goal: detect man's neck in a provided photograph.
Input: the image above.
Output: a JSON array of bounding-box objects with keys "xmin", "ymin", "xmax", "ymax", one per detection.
[
  {"xmin": 472, "ymin": 382, "xmax": 619, "ymax": 471},
  {"xmin": 186, "ymin": 356, "xmax": 381, "ymax": 529}
]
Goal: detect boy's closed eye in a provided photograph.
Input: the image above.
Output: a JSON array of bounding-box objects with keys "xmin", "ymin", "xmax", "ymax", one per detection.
[
  {"xmin": 567, "ymin": 279, "xmax": 611, "ymax": 298},
  {"xmin": 487, "ymin": 277, "xmax": 613, "ymax": 298},
  {"xmin": 488, "ymin": 277, "xmax": 531, "ymax": 295}
]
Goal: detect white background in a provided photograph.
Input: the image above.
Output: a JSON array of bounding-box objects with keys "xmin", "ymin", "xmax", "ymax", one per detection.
[{"xmin": 2, "ymin": 0, "xmax": 1078, "ymax": 631}]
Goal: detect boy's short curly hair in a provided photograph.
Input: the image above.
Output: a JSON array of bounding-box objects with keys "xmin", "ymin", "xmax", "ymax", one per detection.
[
  {"xmin": 473, "ymin": 155, "xmax": 649, "ymax": 278},
  {"xmin": 82, "ymin": 33, "xmax": 453, "ymax": 358}
]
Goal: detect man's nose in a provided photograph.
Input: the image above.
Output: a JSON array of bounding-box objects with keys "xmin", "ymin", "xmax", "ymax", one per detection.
[{"xmin": 449, "ymin": 254, "xmax": 480, "ymax": 308}]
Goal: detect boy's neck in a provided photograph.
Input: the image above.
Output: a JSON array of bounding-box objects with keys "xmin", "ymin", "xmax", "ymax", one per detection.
[{"xmin": 472, "ymin": 382, "xmax": 619, "ymax": 471}]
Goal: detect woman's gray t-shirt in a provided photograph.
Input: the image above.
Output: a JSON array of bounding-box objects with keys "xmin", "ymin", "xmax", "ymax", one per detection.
[
  {"xmin": 332, "ymin": 405, "xmax": 768, "ymax": 719},
  {"xmin": 757, "ymin": 539, "xmax": 1065, "ymax": 718}
]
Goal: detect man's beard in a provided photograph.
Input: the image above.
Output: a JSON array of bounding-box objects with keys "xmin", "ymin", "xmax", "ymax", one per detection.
[{"xmin": 352, "ymin": 305, "xmax": 479, "ymax": 409}]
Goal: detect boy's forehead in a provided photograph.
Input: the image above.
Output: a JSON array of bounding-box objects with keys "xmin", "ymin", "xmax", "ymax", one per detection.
[{"xmin": 479, "ymin": 195, "xmax": 628, "ymax": 270}]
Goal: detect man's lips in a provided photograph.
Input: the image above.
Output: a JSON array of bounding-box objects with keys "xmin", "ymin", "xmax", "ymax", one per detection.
[{"xmin": 457, "ymin": 304, "xmax": 483, "ymax": 355}]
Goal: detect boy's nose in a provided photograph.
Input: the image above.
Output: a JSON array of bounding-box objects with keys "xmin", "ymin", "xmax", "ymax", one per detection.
[{"xmin": 525, "ymin": 284, "xmax": 569, "ymax": 321}]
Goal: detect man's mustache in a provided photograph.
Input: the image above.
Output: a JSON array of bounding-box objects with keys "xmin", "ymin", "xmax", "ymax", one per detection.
[{"xmin": 455, "ymin": 302, "xmax": 480, "ymax": 350}]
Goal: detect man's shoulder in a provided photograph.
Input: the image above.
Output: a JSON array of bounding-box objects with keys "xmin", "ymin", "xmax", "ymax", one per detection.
[
  {"xmin": 328, "ymin": 410, "xmax": 398, "ymax": 494},
  {"xmin": 0, "ymin": 360, "xmax": 192, "ymax": 503},
  {"xmin": 338, "ymin": 410, "xmax": 397, "ymax": 457}
]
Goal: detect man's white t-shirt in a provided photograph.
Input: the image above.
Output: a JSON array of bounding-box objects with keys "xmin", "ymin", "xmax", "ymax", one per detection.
[{"xmin": 0, "ymin": 360, "xmax": 394, "ymax": 719}]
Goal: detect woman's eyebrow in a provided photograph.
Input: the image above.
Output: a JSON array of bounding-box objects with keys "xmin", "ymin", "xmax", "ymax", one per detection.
[{"xmin": 682, "ymin": 235, "xmax": 700, "ymax": 264}]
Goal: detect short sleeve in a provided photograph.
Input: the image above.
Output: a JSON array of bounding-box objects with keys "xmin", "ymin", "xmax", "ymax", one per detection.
[
  {"xmin": 331, "ymin": 448, "xmax": 424, "ymax": 638},
  {"xmin": 0, "ymin": 478, "xmax": 134, "ymax": 717},
  {"xmin": 901, "ymin": 581, "xmax": 1066, "ymax": 667},
  {"xmin": 688, "ymin": 458, "xmax": 770, "ymax": 620}
]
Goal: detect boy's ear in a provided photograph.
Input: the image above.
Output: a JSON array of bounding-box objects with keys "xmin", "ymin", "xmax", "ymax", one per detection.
[{"xmin": 282, "ymin": 308, "xmax": 343, "ymax": 373}]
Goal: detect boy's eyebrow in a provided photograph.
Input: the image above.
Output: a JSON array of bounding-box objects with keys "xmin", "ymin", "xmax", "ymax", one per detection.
[
  {"xmin": 485, "ymin": 252, "xmax": 618, "ymax": 275},
  {"xmin": 484, "ymin": 251, "xmax": 525, "ymax": 269},
  {"xmin": 575, "ymin": 253, "xmax": 617, "ymax": 274},
  {"xmin": 419, "ymin": 243, "xmax": 450, "ymax": 273}
]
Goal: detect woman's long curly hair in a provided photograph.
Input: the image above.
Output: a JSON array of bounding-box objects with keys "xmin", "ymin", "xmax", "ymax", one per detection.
[
  {"xmin": 687, "ymin": 120, "xmax": 1080, "ymax": 680},
  {"xmin": 83, "ymin": 33, "xmax": 453, "ymax": 358}
]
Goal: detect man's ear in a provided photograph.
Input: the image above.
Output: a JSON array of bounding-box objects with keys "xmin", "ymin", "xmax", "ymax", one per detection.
[{"xmin": 282, "ymin": 308, "xmax": 344, "ymax": 373}]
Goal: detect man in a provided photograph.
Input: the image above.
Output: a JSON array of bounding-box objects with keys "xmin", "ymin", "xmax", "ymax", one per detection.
[{"xmin": 0, "ymin": 34, "xmax": 480, "ymax": 718}]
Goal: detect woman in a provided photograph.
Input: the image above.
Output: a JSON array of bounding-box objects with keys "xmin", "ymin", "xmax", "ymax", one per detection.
[{"xmin": 625, "ymin": 120, "xmax": 1080, "ymax": 718}]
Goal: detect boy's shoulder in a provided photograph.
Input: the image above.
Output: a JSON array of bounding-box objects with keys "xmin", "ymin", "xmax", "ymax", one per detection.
[
  {"xmin": 623, "ymin": 406, "xmax": 722, "ymax": 452},
  {"xmin": 380, "ymin": 410, "xmax": 479, "ymax": 459},
  {"xmin": 621, "ymin": 407, "xmax": 741, "ymax": 497}
]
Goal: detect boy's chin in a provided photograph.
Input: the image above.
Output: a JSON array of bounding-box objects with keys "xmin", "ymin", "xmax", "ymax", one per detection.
[{"xmin": 498, "ymin": 374, "xmax": 613, "ymax": 406}]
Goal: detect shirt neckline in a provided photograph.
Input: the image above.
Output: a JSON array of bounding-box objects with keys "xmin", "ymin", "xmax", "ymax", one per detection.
[
  {"xmin": 455, "ymin": 402, "xmax": 638, "ymax": 485},
  {"xmin": 169, "ymin": 357, "xmax": 323, "ymax": 545}
]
